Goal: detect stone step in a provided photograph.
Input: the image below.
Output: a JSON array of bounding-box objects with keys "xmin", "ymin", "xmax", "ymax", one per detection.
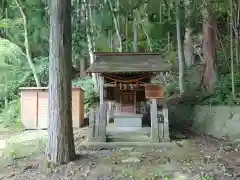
[
  {"xmin": 107, "ymin": 132, "xmax": 150, "ymax": 136},
  {"xmin": 107, "ymin": 135, "xmax": 149, "ymax": 142}
]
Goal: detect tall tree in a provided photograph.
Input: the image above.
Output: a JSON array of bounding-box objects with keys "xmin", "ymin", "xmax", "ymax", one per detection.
[
  {"xmin": 230, "ymin": 0, "xmax": 235, "ymax": 100},
  {"xmin": 176, "ymin": 0, "xmax": 185, "ymax": 93},
  {"xmin": 133, "ymin": 9, "xmax": 139, "ymax": 52},
  {"xmin": 47, "ymin": 0, "xmax": 75, "ymax": 164},
  {"xmin": 201, "ymin": 1, "xmax": 217, "ymax": 91},
  {"xmin": 184, "ymin": 0, "xmax": 194, "ymax": 68}
]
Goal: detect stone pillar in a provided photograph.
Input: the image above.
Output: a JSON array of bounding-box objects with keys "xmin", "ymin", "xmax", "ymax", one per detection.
[
  {"xmin": 150, "ymin": 99, "xmax": 160, "ymax": 142},
  {"xmin": 99, "ymin": 103, "xmax": 107, "ymax": 142},
  {"xmin": 107, "ymin": 101, "xmax": 113, "ymax": 124},
  {"xmin": 98, "ymin": 76, "xmax": 106, "ymax": 142},
  {"xmin": 157, "ymin": 105, "xmax": 164, "ymax": 140},
  {"xmin": 163, "ymin": 107, "xmax": 170, "ymax": 142},
  {"xmin": 99, "ymin": 76, "xmax": 104, "ymax": 105},
  {"xmin": 88, "ymin": 108, "xmax": 99, "ymax": 142}
]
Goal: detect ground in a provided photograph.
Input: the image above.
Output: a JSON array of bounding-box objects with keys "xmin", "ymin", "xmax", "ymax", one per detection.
[{"xmin": 0, "ymin": 127, "xmax": 239, "ymax": 180}]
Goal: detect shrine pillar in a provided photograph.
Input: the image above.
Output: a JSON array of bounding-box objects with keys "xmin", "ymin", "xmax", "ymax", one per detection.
[
  {"xmin": 150, "ymin": 99, "xmax": 161, "ymax": 142},
  {"xmin": 98, "ymin": 75, "xmax": 106, "ymax": 142},
  {"xmin": 149, "ymin": 99, "xmax": 170, "ymax": 142}
]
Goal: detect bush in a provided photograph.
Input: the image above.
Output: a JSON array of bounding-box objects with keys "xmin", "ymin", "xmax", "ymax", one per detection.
[
  {"xmin": 203, "ymin": 73, "xmax": 240, "ymax": 105},
  {"xmin": 0, "ymin": 99, "xmax": 20, "ymax": 127}
]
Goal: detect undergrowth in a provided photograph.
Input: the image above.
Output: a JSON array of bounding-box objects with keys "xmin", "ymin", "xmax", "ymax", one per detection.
[{"xmin": 0, "ymin": 99, "xmax": 20, "ymax": 128}]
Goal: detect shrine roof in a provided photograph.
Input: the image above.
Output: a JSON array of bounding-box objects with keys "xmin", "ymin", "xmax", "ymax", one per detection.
[{"xmin": 86, "ymin": 52, "xmax": 171, "ymax": 73}]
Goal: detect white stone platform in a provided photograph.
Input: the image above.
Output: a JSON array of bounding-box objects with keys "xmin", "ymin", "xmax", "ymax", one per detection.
[{"xmin": 113, "ymin": 113, "xmax": 143, "ymax": 129}]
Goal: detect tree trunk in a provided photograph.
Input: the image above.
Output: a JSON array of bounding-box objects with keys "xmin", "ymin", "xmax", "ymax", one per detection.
[
  {"xmin": 235, "ymin": 0, "xmax": 240, "ymax": 70},
  {"xmin": 138, "ymin": 11, "xmax": 152, "ymax": 52},
  {"xmin": 230, "ymin": 0, "xmax": 235, "ymax": 100},
  {"xmin": 125, "ymin": 11, "xmax": 128, "ymax": 52},
  {"xmin": 47, "ymin": 0, "xmax": 75, "ymax": 164},
  {"xmin": 133, "ymin": 10, "xmax": 139, "ymax": 52},
  {"xmin": 107, "ymin": 0, "xmax": 122, "ymax": 52},
  {"xmin": 80, "ymin": 58, "xmax": 86, "ymax": 76},
  {"xmin": 83, "ymin": 0, "xmax": 97, "ymax": 89},
  {"xmin": 108, "ymin": 29, "xmax": 113, "ymax": 50},
  {"xmin": 201, "ymin": 2, "xmax": 217, "ymax": 91},
  {"xmin": 167, "ymin": 1, "xmax": 171, "ymax": 53},
  {"xmin": 176, "ymin": 0, "xmax": 185, "ymax": 93},
  {"xmin": 184, "ymin": 0, "xmax": 194, "ymax": 68}
]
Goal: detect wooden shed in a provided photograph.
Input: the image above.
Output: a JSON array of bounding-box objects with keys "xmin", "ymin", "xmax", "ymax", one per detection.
[{"xmin": 20, "ymin": 87, "xmax": 84, "ymax": 129}]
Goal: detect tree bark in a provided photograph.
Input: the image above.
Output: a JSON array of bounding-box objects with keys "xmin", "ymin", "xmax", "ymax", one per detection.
[
  {"xmin": 47, "ymin": 0, "xmax": 75, "ymax": 164},
  {"xmin": 133, "ymin": 9, "xmax": 139, "ymax": 52},
  {"xmin": 184, "ymin": 0, "xmax": 194, "ymax": 68},
  {"xmin": 230, "ymin": 0, "xmax": 235, "ymax": 100},
  {"xmin": 83, "ymin": 0, "xmax": 98, "ymax": 89},
  {"xmin": 107, "ymin": 0, "xmax": 122, "ymax": 52},
  {"xmin": 80, "ymin": 58, "xmax": 86, "ymax": 76},
  {"xmin": 201, "ymin": 2, "xmax": 217, "ymax": 91}
]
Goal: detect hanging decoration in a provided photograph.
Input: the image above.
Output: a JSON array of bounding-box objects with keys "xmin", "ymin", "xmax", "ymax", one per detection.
[
  {"xmin": 105, "ymin": 74, "xmax": 151, "ymax": 90},
  {"xmin": 103, "ymin": 74, "xmax": 150, "ymax": 84}
]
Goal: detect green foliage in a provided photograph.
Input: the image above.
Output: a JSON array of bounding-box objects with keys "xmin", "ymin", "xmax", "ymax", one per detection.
[
  {"xmin": 203, "ymin": 73, "xmax": 240, "ymax": 105},
  {"xmin": 0, "ymin": 0, "xmax": 239, "ymax": 129},
  {"xmin": 72, "ymin": 77, "xmax": 99, "ymax": 110},
  {"xmin": 0, "ymin": 99, "xmax": 20, "ymax": 127}
]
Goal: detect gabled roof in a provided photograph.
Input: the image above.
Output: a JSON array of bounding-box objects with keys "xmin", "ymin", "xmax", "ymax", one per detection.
[{"xmin": 86, "ymin": 52, "xmax": 171, "ymax": 73}]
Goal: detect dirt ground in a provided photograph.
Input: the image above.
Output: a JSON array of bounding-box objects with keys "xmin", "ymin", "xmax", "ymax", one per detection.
[{"xmin": 0, "ymin": 128, "xmax": 240, "ymax": 180}]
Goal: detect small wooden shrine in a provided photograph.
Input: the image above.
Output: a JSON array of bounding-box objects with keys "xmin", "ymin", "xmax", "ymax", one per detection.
[{"xmin": 86, "ymin": 52, "xmax": 171, "ymax": 143}]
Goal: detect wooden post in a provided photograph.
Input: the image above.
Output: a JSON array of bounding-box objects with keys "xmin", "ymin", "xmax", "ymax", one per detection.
[
  {"xmin": 163, "ymin": 107, "xmax": 170, "ymax": 142},
  {"xmin": 150, "ymin": 99, "xmax": 160, "ymax": 142}
]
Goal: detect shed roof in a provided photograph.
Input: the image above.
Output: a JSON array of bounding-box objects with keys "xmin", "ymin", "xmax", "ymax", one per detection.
[
  {"xmin": 86, "ymin": 52, "xmax": 171, "ymax": 73},
  {"xmin": 19, "ymin": 87, "xmax": 84, "ymax": 92}
]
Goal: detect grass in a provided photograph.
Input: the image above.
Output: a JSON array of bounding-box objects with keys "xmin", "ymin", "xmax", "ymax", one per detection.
[{"xmin": 3, "ymin": 130, "xmax": 47, "ymax": 159}]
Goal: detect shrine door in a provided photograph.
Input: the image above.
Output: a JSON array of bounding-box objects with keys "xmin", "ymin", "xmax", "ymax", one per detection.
[{"xmin": 120, "ymin": 91, "xmax": 135, "ymax": 113}]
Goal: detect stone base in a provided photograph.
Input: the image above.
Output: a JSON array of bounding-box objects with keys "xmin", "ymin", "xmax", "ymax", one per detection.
[
  {"xmin": 88, "ymin": 136, "xmax": 106, "ymax": 142},
  {"xmin": 149, "ymin": 137, "xmax": 160, "ymax": 143},
  {"xmin": 162, "ymin": 137, "xmax": 170, "ymax": 142},
  {"xmin": 81, "ymin": 141, "xmax": 178, "ymax": 149}
]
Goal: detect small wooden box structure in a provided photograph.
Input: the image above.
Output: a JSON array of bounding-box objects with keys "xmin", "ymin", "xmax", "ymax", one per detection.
[
  {"xmin": 20, "ymin": 87, "xmax": 84, "ymax": 129},
  {"xmin": 145, "ymin": 84, "xmax": 164, "ymax": 99}
]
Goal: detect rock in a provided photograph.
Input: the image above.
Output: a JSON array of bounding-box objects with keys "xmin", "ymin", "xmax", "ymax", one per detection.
[{"xmin": 121, "ymin": 157, "xmax": 141, "ymax": 163}]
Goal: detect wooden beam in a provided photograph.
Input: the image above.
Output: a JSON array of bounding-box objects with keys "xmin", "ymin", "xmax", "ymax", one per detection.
[{"xmin": 104, "ymin": 83, "xmax": 146, "ymax": 87}]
